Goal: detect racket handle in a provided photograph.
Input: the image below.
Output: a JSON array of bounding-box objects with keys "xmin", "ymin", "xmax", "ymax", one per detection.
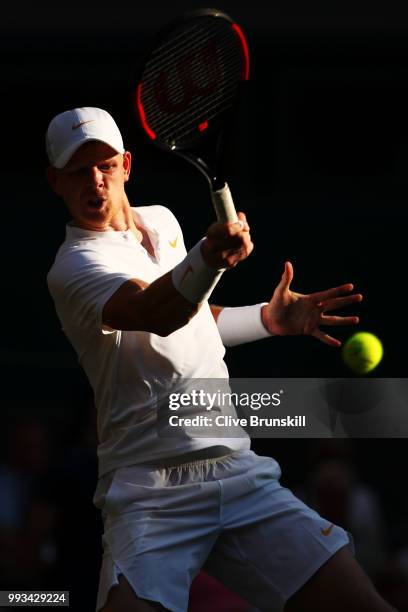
[{"xmin": 211, "ymin": 183, "xmax": 238, "ymax": 223}]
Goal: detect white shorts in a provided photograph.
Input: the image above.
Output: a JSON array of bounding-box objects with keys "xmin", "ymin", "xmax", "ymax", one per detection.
[{"xmin": 94, "ymin": 450, "xmax": 353, "ymax": 612}]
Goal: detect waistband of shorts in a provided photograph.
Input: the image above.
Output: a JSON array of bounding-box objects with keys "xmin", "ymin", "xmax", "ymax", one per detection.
[{"xmin": 143, "ymin": 446, "xmax": 241, "ymax": 470}]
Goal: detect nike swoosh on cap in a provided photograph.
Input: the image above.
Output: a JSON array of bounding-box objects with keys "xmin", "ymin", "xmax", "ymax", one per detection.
[
  {"xmin": 169, "ymin": 237, "xmax": 178, "ymax": 248},
  {"xmin": 72, "ymin": 120, "xmax": 94, "ymax": 130}
]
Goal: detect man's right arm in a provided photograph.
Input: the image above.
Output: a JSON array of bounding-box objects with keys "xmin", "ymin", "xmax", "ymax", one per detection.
[
  {"xmin": 102, "ymin": 272, "xmax": 200, "ymax": 336},
  {"xmin": 102, "ymin": 213, "xmax": 253, "ymax": 335}
]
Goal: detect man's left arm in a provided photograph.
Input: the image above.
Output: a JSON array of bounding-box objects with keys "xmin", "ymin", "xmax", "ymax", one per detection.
[{"xmin": 211, "ymin": 261, "xmax": 363, "ymax": 348}]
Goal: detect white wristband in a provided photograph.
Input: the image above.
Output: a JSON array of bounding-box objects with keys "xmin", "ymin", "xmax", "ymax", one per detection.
[
  {"xmin": 172, "ymin": 239, "xmax": 225, "ymax": 304},
  {"xmin": 217, "ymin": 303, "xmax": 273, "ymax": 346}
]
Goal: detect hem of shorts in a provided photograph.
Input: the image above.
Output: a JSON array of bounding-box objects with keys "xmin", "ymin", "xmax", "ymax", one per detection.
[
  {"xmin": 96, "ymin": 561, "xmax": 185, "ymax": 612},
  {"xmin": 282, "ymin": 538, "xmax": 351, "ymax": 604}
]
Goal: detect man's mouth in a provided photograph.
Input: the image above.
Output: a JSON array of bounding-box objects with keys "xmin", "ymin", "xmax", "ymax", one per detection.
[{"xmin": 87, "ymin": 196, "xmax": 106, "ymax": 209}]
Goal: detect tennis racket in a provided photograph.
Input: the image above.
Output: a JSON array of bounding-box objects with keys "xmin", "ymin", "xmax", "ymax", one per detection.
[{"xmin": 134, "ymin": 8, "xmax": 250, "ymax": 223}]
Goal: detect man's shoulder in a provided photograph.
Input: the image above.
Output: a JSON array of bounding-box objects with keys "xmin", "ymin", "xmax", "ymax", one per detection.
[
  {"xmin": 47, "ymin": 233, "xmax": 110, "ymax": 292},
  {"xmin": 49, "ymin": 235, "xmax": 102, "ymax": 266}
]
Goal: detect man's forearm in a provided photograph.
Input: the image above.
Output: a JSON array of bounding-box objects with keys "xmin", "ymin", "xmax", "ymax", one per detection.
[{"xmin": 102, "ymin": 272, "xmax": 201, "ymax": 335}]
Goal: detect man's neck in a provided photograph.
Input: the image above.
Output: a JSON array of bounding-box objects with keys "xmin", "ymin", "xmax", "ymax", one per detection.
[
  {"xmin": 73, "ymin": 202, "xmax": 155, "ymax": 256},
  {"xmin": 107, "ymin": 204, "xmax": 142, "ymax": 241},
  {"xmin": 73, "ymin": 199, "xmax": 142, "ymax": 241}
]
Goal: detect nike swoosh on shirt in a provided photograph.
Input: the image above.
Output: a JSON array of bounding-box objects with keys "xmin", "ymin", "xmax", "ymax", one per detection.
[
  {"xmin": 72, "ymin": 120, "xmax": 94, "ymax": 130},
  {"xmin": 320, "ymin": 524, "xmax": 334, "ymax": 536},
  {"xmin": 169, "ymin": 237, "xmax": 178, "ymax": 248}
]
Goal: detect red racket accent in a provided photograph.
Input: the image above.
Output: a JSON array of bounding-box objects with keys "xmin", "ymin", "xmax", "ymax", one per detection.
[
  {"xmin": 198, "ymin": 120, "xmax": 209, "ymax": 132},
  {"xmin": 136, "ymin": 83, "xmax": 156, "ymax": 140},
  {"xmin": 231, "ymin": 23, "xmax": 250, "ymax": 81}
]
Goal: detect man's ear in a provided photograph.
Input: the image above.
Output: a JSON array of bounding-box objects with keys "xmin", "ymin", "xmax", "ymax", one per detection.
[
  {"xmin": 46, "ymin": 166, "xmax": 61, "ymax": 195},
  {"xmin": 123, "ymin": 151, "xmax": 132, "ymax": 183}
]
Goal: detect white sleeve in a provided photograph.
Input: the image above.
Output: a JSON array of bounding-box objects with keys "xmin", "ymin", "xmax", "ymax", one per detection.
[{"xmin": 47, "ymin": 250, "xmax": 135, "ymax": 334}]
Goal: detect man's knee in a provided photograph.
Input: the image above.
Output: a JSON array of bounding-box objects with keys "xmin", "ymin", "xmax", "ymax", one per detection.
[{"xmin": 99, "ymin": 574, "xmax": 170, "ymax": 612}]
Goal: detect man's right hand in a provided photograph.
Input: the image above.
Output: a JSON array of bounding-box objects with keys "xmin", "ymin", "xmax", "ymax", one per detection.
[{"xmin": 201, "ymin": 212, "xmax": 254, "ymax": 269}]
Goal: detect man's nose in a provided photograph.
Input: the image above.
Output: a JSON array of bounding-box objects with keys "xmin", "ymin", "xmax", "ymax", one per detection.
[{"xmin": 89, "ymin": 166, "xmax": 104, "ymax": 187}]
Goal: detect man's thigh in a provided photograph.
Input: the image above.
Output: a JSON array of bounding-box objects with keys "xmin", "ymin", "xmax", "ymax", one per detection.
[
  {"xmin": 207, "ymin": 541, "xmax": 395, "ymax": 612},
  {"xmin": 284, "ymin": 546, "xmax": 396, "ymax": 612},
  {"xmin": 205, "ymin": 475, "xmax": 352, "ymax": 610}
]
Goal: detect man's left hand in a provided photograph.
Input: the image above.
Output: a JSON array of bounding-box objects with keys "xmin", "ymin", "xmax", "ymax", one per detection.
[{"xmin": 261, "ymin": 261, "xmax": 363, "ymax": 347}]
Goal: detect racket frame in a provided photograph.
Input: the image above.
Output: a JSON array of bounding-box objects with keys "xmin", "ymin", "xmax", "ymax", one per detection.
[{"xmin": 135, "ymin": 8, "xmax": 250, "ymax": 222}]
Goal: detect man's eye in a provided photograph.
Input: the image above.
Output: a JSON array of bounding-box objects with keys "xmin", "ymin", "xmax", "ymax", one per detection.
[
  {"xmin": 100, "ymin": 164, "xmax": 114, "ymax": 171},
  {"xmin": 71, "ymin": 167, "xmax": 87, "ymax": 176}
]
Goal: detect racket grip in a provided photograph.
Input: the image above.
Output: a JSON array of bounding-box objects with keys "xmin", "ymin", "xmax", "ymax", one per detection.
[{"xmin": 211, "ymin": 183, "xmax": 238, "ymax": 223}]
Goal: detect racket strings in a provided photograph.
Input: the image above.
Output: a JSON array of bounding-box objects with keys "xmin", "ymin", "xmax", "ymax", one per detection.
[
  {"xmin": 150, "ymin": 85, "xmax": 237, "ymax": 144},
  {"xmin": 141, "ymin": 72, "xmax": 240, "ymax": 145},
  {"xmin": 145, "ymin": 82, "xmax": 235, "ymax": 135},
  {"xmin": 146, "ymin": 19, "xmax": 234, "ymax": 67},
  {"xmin": 145, "ymin": 48, "xmax": 239, "ymax": 108},
  {"xmin": 148, "ymin": 21, "xmax": 210, "ymax": 59},
  {"xmin": 144, "ymin": 49, "xmax": 240, "ymax": 131},
  {"xmin": 145, "ymin": 43, "xmax": 241, "ymax": 104},
  {"xmin": 144, "ymin": 78, "xmax": 237, "ymax": 145},
  {"xmin": 143, "ymin": 31, "xmax": 239, "ymax": 103},
  {"xmin": 163, "ymin": 104, "xmax": 231, "ymax": 145},
  {"xmin": 145, "ymin": 24, "xmax": 222, "ymax": 79},
  {"xmin": 140, "ymin": 19, "xmax": 243, "ymax": 146}
]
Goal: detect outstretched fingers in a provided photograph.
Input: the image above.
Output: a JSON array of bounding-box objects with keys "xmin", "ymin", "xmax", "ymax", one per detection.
[
  {"xmin": 312, "ymin": 283, "xmax": 355, "ymax": 302},
  {"xmin": 312, "ymin": 329, "xmax": 342, "ymax": 347},
  {"xmin": 320, "ymin": 315, "xmax": 360, "ymax": 326},
  {"xmin": 317, "ymin": 293, "xmax": 363, "ymax": 312}
]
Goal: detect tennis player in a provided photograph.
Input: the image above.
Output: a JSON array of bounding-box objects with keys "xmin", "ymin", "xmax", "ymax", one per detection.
[{"xmin": 45, "ymin": 107, "xmax": 396, "ymax": 612}]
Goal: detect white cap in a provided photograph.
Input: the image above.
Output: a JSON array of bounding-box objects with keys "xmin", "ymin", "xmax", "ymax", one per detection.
[{"xmin": 46, "ymin": 107, "xmax": 125, "ymax": 168}]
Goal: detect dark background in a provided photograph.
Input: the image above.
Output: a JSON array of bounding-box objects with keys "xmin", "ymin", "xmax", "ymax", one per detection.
[{"xmin": 1, "ymin": 1, "xmax": 408, "ymax": 610}]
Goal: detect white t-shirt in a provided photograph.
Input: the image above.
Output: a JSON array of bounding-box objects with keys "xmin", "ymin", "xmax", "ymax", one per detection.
[{"xmin": 47, "ymin": 205, "xmax": 250, "ymax": 476}]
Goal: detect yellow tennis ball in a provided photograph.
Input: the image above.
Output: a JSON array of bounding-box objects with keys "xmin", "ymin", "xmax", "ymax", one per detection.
[{"xmin": 342, "ymin": 332, "xmax": 383, "ymax": 374}]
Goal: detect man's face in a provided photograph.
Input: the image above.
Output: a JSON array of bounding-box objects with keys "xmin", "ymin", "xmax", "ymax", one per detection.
[{"xmin": 48, "ymin": 141, "xmax": 132, "ymax": 230}]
